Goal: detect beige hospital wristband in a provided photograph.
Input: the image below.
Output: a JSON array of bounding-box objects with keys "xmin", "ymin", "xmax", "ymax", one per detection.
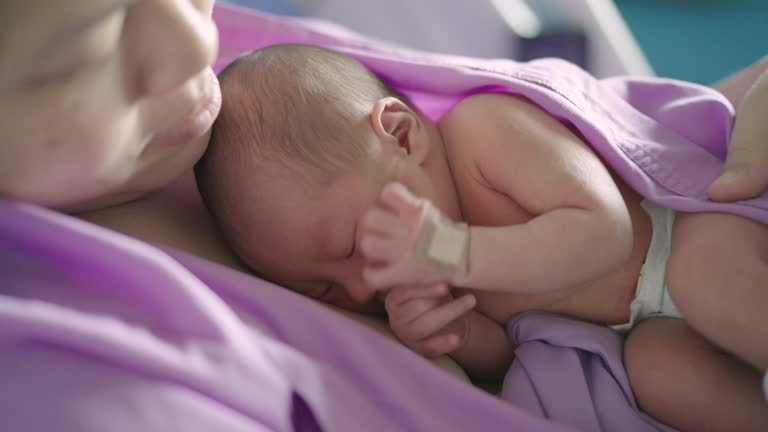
[{"xmin": 421, "ymin": 216, "xmax": 471, "ymax": 285}]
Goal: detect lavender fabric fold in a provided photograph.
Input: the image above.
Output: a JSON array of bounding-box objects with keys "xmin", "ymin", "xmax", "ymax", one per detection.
[
  {"xmin": 0, "ymin": 202, "xmax": 569, "ymax": 431},
  {"xmin": 504, "ymin": 312, "xmax": 676, "ymax": 432}
]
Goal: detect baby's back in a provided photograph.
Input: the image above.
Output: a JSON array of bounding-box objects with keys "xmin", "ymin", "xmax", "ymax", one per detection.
[{"xmin": 440, "ymin": 92, "xmax": 653, "ymax": 326}]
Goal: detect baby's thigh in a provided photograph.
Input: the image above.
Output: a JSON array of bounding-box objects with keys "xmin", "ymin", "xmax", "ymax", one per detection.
[
  {"xmin": 666, "ymin": 211, "xmax": 768, "ymax": 312},
  {"xmin": 624, "ymin": 318, "xmax": 768, "ymax": 431},
  {"xmin": 624, "ymin": 318, "xmax": 707, "ymax": 408},
  {"xmin": 624, "ymin": 318, "xmax": 697, "ymax": 383}
]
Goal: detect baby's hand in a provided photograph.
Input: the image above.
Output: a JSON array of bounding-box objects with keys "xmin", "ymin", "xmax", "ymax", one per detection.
[
  {"xmin": 384, "ymin": 283, "xmax": 475, "ymax": 357},
  {"xmin": 360, "ymin": 182, "xmax": 469, "ymax": 290},
  {"xmin": 709, "ymin": 69, "xmax": 768, "ymax": 201}
]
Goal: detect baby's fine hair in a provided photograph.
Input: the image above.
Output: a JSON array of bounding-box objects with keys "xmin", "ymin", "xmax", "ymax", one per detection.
[
  {"xmin": 195, "ymin": 44, "xmax": 408, "ymax": 256},
  {"xmin": 201, "ymin": 44, "xmax": 408, "ymax": 182}
]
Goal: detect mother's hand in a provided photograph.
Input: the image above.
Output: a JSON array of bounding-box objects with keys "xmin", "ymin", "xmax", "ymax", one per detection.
[{"xmin": 709, "ymin": 56, "xmax": 768, "ymax": 202}]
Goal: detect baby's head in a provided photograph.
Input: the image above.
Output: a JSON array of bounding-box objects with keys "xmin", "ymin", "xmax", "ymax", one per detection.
[
  {"xmin": 196, "ymin": 44, "xmax": 435, "ymax": 314},
  {"xmin": 207, "ymin": 44, "xmax": 408, "ymax": 183}
]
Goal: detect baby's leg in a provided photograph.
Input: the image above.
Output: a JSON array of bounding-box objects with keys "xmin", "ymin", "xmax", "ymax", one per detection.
[
  {"xmin": 666, "ymin": 212, "xmax": 768, "ymax": 370},
  {"xmin": 625, "ymin": 318, "xmax": 768, "ymax": 431}
]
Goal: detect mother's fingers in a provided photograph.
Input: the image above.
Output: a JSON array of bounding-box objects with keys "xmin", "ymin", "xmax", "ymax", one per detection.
[{"xmin": 708, "ymin": 163, "xmax": 768, "ymax": 202}]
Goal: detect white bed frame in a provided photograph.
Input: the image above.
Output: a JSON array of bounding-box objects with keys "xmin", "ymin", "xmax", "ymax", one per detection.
[{"xmin": 291, "ymin": 0, "xmax": 653, "ymax": 78}]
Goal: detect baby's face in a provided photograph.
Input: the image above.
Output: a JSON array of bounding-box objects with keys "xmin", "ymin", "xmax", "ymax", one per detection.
[
  {"xmin": 0, "ymin": 0, "xmax": 219, "ymax": 210},
  {"xmin": 238, "ymin": 166, "xmax": 391, "ymax": 315}
]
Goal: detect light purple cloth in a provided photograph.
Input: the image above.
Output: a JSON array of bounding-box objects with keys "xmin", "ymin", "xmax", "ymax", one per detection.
[
  {"xmin": 505, "ymin": 312, "xmax": 675, "ymax": 432},
  {"xmin": 4, "ymin": 4, "xmax": 760, "ymax": 431},
  {"xmin": 0, "ymin": 202, "xmax": 565, "ymax": 431}
]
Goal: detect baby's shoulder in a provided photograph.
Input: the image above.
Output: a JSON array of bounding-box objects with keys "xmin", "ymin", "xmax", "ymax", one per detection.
[
  {"xmin": 440, "ymin": 92, "xmax": 557, "ymax": 145},
  {"xmin": 443, "ymin": 92, "xmax": 545, "ymax": 124},
  {"xmin": 439, "ymin": 92, "xmax": 562, "ymax": 162}
]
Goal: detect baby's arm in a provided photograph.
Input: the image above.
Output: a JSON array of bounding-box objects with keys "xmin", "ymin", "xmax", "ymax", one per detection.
[
  {"xmin": 456, "ymin": 94, "xmax": 633, "ymax": 293},
  {"xmin": 709, "ymin": 56, "xmax": 768, "ymax": 201},
  {"xmin": 450, "ymin": 308, "xmax": 514, "ymax": 382},
  {"xmin": 363, "ymin": 93, "xmax": 633, "ymax": 294}
]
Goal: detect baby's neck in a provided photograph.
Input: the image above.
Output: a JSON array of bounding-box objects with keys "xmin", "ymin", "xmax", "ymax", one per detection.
[{"xmin": 423, "ymin": 120, "xmax": 464, "ymax": 222}]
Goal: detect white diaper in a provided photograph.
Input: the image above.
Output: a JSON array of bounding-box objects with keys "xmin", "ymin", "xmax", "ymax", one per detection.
[{"xmin": 612, "ymin": 200, "xmax": 682, "ymax": 333}]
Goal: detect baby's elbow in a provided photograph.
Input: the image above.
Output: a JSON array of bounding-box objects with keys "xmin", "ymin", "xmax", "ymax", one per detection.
[
  {"xmin": 598, "ymin": 205, "xmax": 634, "ymax": 267},
  {"xmin": 613, "ymin": 210, "xmax": 635, "ymax": 264}
]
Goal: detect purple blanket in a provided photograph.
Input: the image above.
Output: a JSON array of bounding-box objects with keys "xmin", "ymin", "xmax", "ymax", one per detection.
[
  {"xmin": 505, "ymin": 312, "xmax": 674, "ymax": 431},
  {"xmin": 3, "ymin": 4, "xmax": 731, "ymax": 431},
  {"xmin": 0, "ymin": 201, "xmax": 564, "ymax": 431},
  {"xmin": 0, "ymin": 199, "xmax": 671, "ymax": 431}
]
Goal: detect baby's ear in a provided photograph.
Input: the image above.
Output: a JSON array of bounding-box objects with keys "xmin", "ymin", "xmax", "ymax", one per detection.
[{"xmin": 371, "ymin": 97, "xmax": 429, "ymax": 164}]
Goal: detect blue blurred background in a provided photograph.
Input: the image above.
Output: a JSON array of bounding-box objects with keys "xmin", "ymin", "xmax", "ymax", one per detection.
[{"xmin": 614, "ymin": 0, "xmax": 767, "ymax": 84}]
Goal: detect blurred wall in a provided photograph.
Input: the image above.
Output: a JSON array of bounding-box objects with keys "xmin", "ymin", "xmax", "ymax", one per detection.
[{"xmin": 216, "ymin": 0, "xmax": 654, "ymax": 77}]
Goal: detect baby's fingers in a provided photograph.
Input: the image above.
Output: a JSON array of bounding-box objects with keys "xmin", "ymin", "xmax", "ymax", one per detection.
[
  {"xmin": 360, "ymin": 234, "xmax": 401, "ymax": 263},
  {"xmin": 379, "ymin": 182, "xmax": 425, "ymax": 215},
  {"xmin": 404, "ymin": 294, "xmax": 475, "ymax": 341},
  {"xmin": 363, "ymin": 262, "xmax": 407, "ymax": 288},
  {"xmin": 413, "ymin": 331, "xmax": 465, "ymax": 358},
  {"xmin": 386, "ymin": 283, "xmax": 449, "ymax": 307},
  {"xmin": 362, "ymin": 207, "xmax": 401, "ymax": 236}
]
